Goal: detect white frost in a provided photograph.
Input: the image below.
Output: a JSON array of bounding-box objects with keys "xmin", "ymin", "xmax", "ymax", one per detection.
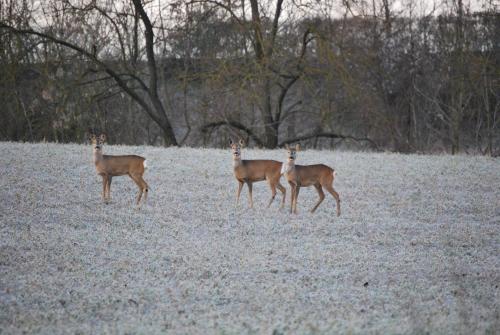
[{"xmin": 0, "ymin": 142, "xmax": 498, "ymax": 334}]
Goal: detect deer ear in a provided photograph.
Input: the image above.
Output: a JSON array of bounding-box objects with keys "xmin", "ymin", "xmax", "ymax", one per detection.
[
  {"xmin": 229, "ymin": 139, "xmax": 233, "ymax": 146},
  {"xmin": 99, "ymin": 134, "xmax": 107, "ymax": 143},
  {"xmin": 295, "ymin": 144, "xmax": 300, "ymax": 151},
  {"xmin": 89, "ymin": 134, "xmax": 96, "ymax": 142},
  {"xmin": 285, "ymin": 144, "xmax": 290, "ymax": 150},
  {"xmin": 239, "ymin": 139, "xmax": 245, "ymax": 147}
]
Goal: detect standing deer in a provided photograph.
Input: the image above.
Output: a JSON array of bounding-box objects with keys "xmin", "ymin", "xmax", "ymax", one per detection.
[
  {"xmin": 230, "ymin": 139, "xmax": 286, "ymax": 209},
  {"xmin": 90, "ymin": 134, "xmax": 149, "ymax": 206},
  {"xmin": 282, "ymin": 144, "xmax": 341, "ymax": 215}
]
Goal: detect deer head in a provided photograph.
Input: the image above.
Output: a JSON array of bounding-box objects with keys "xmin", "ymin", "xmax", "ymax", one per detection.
[
  {"xmin": 229, "ymin": 139, "xmax": 245, "ymax": 159},
  {"xmin": 285, "ymin": 143, "xmax": 300, "ymax": 162}
]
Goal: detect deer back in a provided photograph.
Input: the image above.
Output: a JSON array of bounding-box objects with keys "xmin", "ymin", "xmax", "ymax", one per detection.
[
  {"xmin": 292, "ymin": 164, "xmax": 334, "ymax": 187},
  {"xmin": 97, "ymin": 155, "xmax": 145, "ymax": 176},
  {"xmin": 234, "ymin": 159, "xmax": 282, "ymax": 182}
]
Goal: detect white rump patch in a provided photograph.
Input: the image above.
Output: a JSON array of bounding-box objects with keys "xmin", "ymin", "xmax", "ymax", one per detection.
[{"xmin": 143, "ymin": 159, "xmax": 148, "ymax": 169}]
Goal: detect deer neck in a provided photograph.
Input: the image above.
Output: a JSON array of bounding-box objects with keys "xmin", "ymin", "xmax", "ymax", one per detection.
[
  {"xmin": 93, "ymin": 150, "xmax": 104, "ymax": 165},
  {"xmin": 232, "ymin": 156, "xmax": 242, "ymax": 168},
  {"xmin": 282, "ymin": 160, "xmax": 295, "ymax": 175}
]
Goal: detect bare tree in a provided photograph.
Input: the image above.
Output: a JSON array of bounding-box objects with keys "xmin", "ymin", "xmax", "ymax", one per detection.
[
  {"xmin": 0, "ymin": 0, "xmax": 498, "ymax": 153},
  {"xmin": 0, "ymin": 0, "xmax": 178, "ymax": 146}
]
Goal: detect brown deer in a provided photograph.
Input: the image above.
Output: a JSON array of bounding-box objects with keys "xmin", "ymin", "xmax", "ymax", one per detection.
[
  {"xmin": 90, "ymin": 134, "xmax": 149, "ymax": 206},
  {"xmin": 230, "ymin": 139, "xmax": 286, "ymax": 209},
  {"xmin": 282, "ymin": 144, "xmax": 341, "ymax": 215}
]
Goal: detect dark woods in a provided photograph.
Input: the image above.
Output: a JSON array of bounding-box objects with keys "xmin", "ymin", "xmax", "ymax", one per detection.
[{"xmin": 0, "ymin": 0, "xmax": 498, "ymax": 154}]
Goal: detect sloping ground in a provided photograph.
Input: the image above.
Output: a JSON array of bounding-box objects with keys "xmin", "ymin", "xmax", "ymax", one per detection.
[{"xmin": 0, "ymin": 142, "xmax": 498, "ymax": 334}]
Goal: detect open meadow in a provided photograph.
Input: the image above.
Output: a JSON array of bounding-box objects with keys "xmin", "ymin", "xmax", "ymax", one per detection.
[{"xmin": 0, "ymin": 142, "xmax": 499, "ymax": 334}]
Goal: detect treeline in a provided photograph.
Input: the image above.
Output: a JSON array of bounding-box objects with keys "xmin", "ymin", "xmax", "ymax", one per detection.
[{"xmin": 0, "ymin": 0, "xmax": 498, "ymax": 154}]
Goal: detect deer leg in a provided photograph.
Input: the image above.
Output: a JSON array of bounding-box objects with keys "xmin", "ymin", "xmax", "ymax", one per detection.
[
  {"xmin": 288, "ymin": 181, "xmax": 296, "ymax": 213},
  {"xmin": 247, "ymin": 181, "xmax": 253, "ymax": 208},
  {"xmin": 106, "ymin": 176, "xmax": 112, "ymax": 201},
  {"xmin": 136, "ymin": 175, "xmax": 149, "ymax": 205},
  {"xmin": 129, "ymin": 174, "xmax": 144, "ymax": 206},
  {"xmin": 294, "ymin": 186, "xmax": 301, "ymax": 214},
  {"xmin": 266, "ymin": 178, "xmax": 277, "ymax": 208},
  {"xmin": 325, "ymin": 184, "xmax": 341, "ymax": 217},
  {"xmin": 101, "ymin": 175, "xmax": 108, "ymax": 203},
  {"xmin": 311, "ymin": 183, "xmax": 325, "ymax": 213},
  {"xmin": 277, "ymin": 182, "xmax": 286, "ymax": 209},
  {"xmin": 236, "ymin": 180, "xmax": 244, "ymax": 205}
]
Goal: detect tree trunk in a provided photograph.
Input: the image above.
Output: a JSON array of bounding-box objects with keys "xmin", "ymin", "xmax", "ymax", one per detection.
[
  {"xmin": 262, "ymin": 77, "xmax": 277, "ymax": 148},
  {"xmin": 161, "ymin": 122, "xmax": 177, "ymax": 147},
  {"xmin": 249, "ymin": 0, "xmax": 282, "ymax": 148}
]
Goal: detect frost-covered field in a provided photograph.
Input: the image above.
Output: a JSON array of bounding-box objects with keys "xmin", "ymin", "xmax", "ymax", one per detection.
[{"xmin": 0, "ymin": 142, "xmax": 499, "ymax": 334}]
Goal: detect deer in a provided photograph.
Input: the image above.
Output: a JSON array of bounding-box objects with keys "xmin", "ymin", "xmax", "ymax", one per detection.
[
  {"xmin": 282, "ymin": 144, "xmax": 341, "ymax": 216},
  {"xmin": 230, "ymin": 139, "xmax": 286, "ymax": 209},
  {"xmin": 90, "ymin": 134, "xmax": 149, "ymax": 206}
]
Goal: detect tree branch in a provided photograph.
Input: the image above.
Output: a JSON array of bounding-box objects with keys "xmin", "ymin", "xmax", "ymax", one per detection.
[
  {"xmin": 130, "ymin": 1, "xmax": 178, "ymax": 146},
  {"xmin": 201, "ymin": 120, "xmax": 264, "ymax": 147},
  {"xmin": 267, "ymin": 0, "xmax": 284, "ymax": 58},
  {"xmin": 275, "ymin": 29, "xmax": 313, "ymax": 123},
  {"xmin": 188, "ymin": 0, "xmax": 244, "ymax": 26},
  {"xmin": 131, "ymin": 0, "xmax": 159, "ymax": 97},
  {"xmin": 279, "ymin": 132, "xmax": 379, "ymax": 149},
  {"xmin": 249, "ymin": 0, "xmax": 265, "ymax": 63},
  {"xmin": 0, "ymin": 23, "xmax": 164, "ymax": 127}
]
